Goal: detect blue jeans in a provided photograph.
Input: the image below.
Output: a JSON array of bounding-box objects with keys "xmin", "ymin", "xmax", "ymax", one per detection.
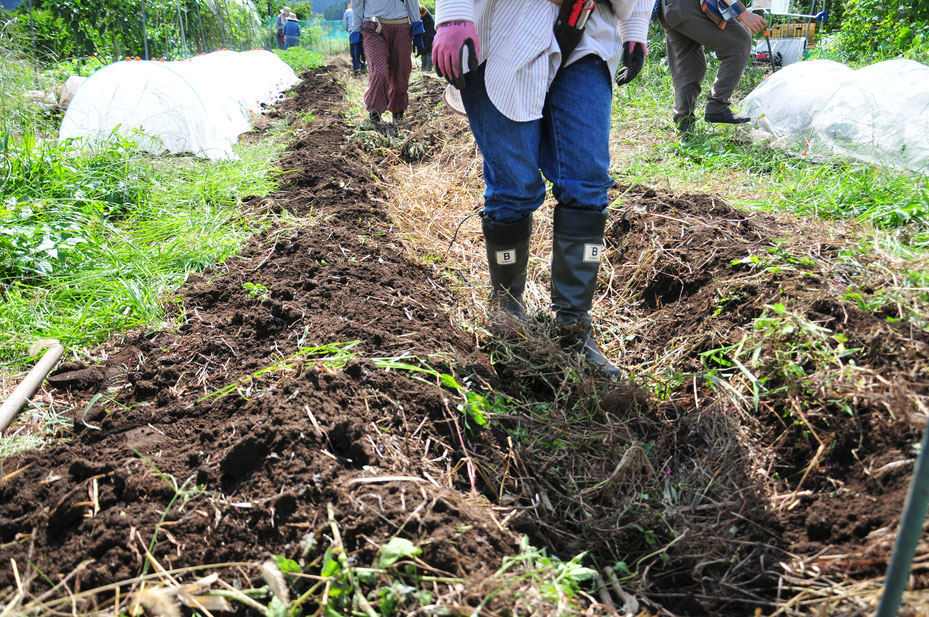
[{"xmin": 460, "ymin": 55, "xmax": 614, "ymax": 224}]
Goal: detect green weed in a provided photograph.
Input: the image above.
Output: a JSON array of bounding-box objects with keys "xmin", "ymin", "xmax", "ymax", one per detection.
[
  {"xmin": 373, "ymin": 357, "xmax": 501, "ymax": 431},
  {"xmin": 199, "ymin": 341, "xmax": 362, "ymax": 403},
  {"xmin": 471, "ymin": 537, "xmax": 598, "ymax": 614},
  {"xmin": 242, "ymin": 281, "xmax": 270, "ymax": 302},
  {"xmin": 700, "ymin": 303, "xmax": 858, "ymax": 413}
]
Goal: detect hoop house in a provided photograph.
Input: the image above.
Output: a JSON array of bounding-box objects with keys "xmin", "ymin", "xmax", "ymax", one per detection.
[
  {"xmin": 59, "ymin": 50, "xmax": 297, "ymax": 160},
  {"xmin": 743, "ymin": 59, "xmax": 929, "ymax": 174}
]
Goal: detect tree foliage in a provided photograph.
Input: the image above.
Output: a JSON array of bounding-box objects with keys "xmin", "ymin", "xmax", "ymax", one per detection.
[
  {"xmin": 832, "ymin": 0, "xmax": 929, "ymax": 61},
  {"xmin": 5, "ymin": 0, "xmax": 265, "ymax": 62},
  {"xmin": 322, "ymin": 2, "xmax": 347, "ymax": 21}
]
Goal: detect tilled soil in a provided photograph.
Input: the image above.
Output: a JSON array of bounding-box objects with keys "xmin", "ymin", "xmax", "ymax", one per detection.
[
  {"xmin": 0, "ymin": 69, "xmax": 519, "ymax": 605},
  {"xmin": 1, "ymin": 67, "xmax": 928, "ymax": 616}
]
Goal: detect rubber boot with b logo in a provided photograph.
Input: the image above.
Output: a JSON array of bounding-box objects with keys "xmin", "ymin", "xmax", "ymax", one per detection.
[
  {"xmin": 482, "ymin": 212, "xmax": 532, "ymax": 319},
  {"xmin": 550, "ymin": 204, "xmax": 620, "ymax": 376}
]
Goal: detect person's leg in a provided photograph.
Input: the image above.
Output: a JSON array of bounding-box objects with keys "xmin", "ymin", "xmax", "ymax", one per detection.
[
  {"xmin": 361, "ymin": 22, "xmax": 389, "ymax": 115},
  {"xmin": 350, "ymin": 36, "xmax": 362, "ymax": 73},
  {"xmin": 384, "ymin": 23, "xmax": 412, "ymax": 117},
  {"xmin": 539, "ymin": 55, "xmax": 619, "ymax": 374},
  {"xmin": 663, "ymin": 2, "xmax": 751, "ymax": 117},
  {"xmin": 660, "ymin": 15, "xmax": 706, "ymax": 129},
  {"xmin": 704, "ymin": 24, "xmax": 751, "ymax": 116},
  {"xmin": 460, "ymin": 63, "xmax": 545, "ymax": 315}
]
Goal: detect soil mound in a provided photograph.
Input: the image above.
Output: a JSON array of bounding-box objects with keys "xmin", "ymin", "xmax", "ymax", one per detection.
[{"xmin": 0, "ymin": 69, "xmax": 518, "ymax": 608}]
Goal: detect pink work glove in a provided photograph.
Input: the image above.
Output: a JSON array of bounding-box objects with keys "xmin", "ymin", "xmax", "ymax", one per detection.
[{"xmin": 432, "ymin": 20, "xmax": 480, "ymax": 89}]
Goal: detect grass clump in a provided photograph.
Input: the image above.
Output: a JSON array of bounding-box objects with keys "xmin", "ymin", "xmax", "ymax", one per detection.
[{"xmin": 0, "ymin": 133, "xmax": 285, "ymax": 366}]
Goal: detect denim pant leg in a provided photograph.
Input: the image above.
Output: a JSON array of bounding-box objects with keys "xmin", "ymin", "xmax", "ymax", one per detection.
[
  {"xmin": 539, "ymin": 55, "xmax": 614, "ymax": 213},
  {"xmin": 460, "ymin": 64, "xmax": 546, "ymax": 224}
]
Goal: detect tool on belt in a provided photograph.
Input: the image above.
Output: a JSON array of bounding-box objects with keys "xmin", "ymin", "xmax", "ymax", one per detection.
[{"xmin": 554, "ymin": 0, "xmax": 596, "ymax": 66}]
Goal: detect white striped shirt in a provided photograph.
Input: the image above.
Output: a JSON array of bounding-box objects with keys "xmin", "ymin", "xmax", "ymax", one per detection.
[{"xmin": 436, "ymin": 0, "xmax": 652, "ymax": 121}]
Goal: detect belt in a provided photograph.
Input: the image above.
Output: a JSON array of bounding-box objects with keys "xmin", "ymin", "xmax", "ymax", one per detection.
[{"xmin": 365, "ymin": 16, "xmax": 410, "ymax": 32}]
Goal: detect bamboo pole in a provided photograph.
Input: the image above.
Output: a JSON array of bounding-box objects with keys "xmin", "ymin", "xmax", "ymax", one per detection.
[
  {"xmin": 142, "ymin": 0, "xmax": 150, "ymax": 60},
  {"xmin": 0, "ymin": 344, "xmax": 64, "ymax": 434}
]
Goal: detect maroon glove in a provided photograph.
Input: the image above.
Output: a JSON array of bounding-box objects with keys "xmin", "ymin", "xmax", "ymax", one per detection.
[{"xmin": 432, "ymin": 20, "xmax": 480, "ymax": 89}]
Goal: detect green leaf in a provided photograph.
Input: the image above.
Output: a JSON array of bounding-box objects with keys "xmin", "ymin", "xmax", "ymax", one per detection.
[
  {"xmin": 614, "ymin": 561, "xmax": 633, "ymax": 576},
  {"xmin": 272, "ymin": 554, "xmax": 302, "ymax": 575},
  {"xmin": 378, "ymin": 537, "xmax": 422, "ymax": 568},
  {"xmin": 439, "ymin": 373, "xmax": 460, "ymax": 390},
  {"xmin": 267, "ymin": 596, "xmax": 289, "ymax": 617},
  {"xmin": 320, "ymin": 547, "xmax": 341, "ymax": 578}
]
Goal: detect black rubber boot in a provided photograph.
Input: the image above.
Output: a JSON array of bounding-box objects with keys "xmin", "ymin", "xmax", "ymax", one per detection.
[
  {"xmin": 482, "ymin": 212, "xmax": 532, "ymax": 318},
  {"xmin": 550, "ymin": 204, "xmax": 620, "ymax": 376}
]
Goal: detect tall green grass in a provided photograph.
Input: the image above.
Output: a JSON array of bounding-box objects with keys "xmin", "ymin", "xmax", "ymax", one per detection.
[{"xmin": 0, "ymin": 133, "xmax": 284, "ymax": 366}]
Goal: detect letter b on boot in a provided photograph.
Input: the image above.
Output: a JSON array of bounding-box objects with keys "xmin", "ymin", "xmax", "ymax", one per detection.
[
  {"xmin": 495, "ymin": 249, "xmax": 517, "ymax": 265},
  {"xmin": 583, "ymin": 243, "xmax": 603, "ymax": 263}
]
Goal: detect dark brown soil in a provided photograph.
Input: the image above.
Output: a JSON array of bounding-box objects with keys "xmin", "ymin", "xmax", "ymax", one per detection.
[
  {"xmin": 0, "ymin": 69, "xmax": 518, "ymax": 606},
  {"xmin": 1, "ymin": 66, "xmax": 927, "ymax": 617},
  {"xmin": 606, "ymin": 185, "xmax": 928, "ymax": 590}
]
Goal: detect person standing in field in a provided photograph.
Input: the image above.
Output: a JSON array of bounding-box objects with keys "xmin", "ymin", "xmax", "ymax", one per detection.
[
  {"xmin": 284, "ymin": 13, "xmax": 301, "ymax": 48},
  {"xmin": 351, "ymin": 0, "xmax": 426, "ymax": 124},
  {"xmin": 344, "ymin": 4, "xmax": 367, "ymax": 75},
  {"xmin": 657, "ymin": 0, "xmax": 765, "ymax": 131},
  {"xmin": 418, "ymin": 6, "xmax": 436, "ymax": 72},
  {"xmin": 275, "ymin": 7, "xmax": 291, "ymax": 49},
  {"xmin": 432, "ymin": 0, "xmax": 652, "ymax": 375}
]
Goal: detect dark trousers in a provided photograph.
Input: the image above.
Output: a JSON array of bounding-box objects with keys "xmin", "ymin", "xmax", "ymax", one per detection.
[{"xmin": 659, "ymin": 0, "xmax": 751, "ymax": 122}]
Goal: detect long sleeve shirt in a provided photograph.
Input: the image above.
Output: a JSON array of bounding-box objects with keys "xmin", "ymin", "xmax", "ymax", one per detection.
[
  {"xmin": 283, "ymin": 20, "xmax": 301, "ymax": 40},
  {"xmin": 344, "ymin": 8, "xmax": 354, "ymax": 31},
  {"xmin": 351, "ymin": 0, "xmax": 421, "ymax": 31},
  {"xmin": 435, "ymin": 0, "xmax": 652, "ymax": 121}
]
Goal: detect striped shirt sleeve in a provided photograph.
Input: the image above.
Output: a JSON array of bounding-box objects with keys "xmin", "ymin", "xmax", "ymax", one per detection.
[
  {"xmin": 619, "ymin": 0, "xmax": 654, "ymax": 43},
  {"xmin": 435, "ymin": 0, "xmax": 474, "ymax": 25}
]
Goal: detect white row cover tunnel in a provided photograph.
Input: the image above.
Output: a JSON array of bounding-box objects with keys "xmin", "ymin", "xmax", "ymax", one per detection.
[
  {"xmin": 59, "ymin": 50, "xmax": 298, "ymax": 160},
  {"xmin": 743, "ymin": 59, "xmax": 929, "ymax": 175}
]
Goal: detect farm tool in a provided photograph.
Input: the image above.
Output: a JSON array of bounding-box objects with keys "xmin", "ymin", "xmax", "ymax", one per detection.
[{"xmin": 0, "ymin": 341, "xmax": 64, "ymax": 433}]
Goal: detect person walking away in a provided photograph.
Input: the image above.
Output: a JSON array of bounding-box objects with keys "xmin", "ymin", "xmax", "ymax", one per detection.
[
  {"xmin": 418, "ymin": 6, "xmax": 436, "ymax": 71},
  {"xmin": 275, "ymin": 7, "xmax": 291, "ymax": 50},
  {"xmin": 658, "ymin": 0, "xmax": 765, "ymax": 131},
  {"xmin": 345, "ymin": 4, "xmax": 367, "ymax": 75},
  {"xmin": 351, "ymin": 0, "xmax": 426, "ymax": 124},
  {"xmin": 432, "ymin": 0, "xmax": 653, "ymax": 375},
  {"xmin": 283, "ymin": 12, "xmax": 301, "ymax": 49}
]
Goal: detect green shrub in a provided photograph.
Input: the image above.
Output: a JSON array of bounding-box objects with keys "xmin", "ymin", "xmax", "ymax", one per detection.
[{"xmin": 823, "ymin": 0, "xmax": 929, "ymax": 63}]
